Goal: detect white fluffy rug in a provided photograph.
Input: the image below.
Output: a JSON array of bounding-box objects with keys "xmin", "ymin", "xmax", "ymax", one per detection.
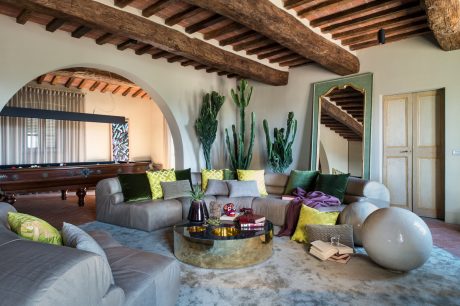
[{"xmin": 80, "ymin": 221, "xmax": 460, "ymax": 306}]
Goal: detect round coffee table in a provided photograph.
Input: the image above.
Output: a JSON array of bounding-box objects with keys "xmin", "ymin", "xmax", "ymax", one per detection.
[{"xmin": 173, "ymin": 221, "xmax": 273, "ymax": 269}]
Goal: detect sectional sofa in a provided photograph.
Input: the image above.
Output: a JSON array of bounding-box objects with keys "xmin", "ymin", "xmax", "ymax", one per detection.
[
  {"xmin": 0, "ymin": 202, "xmax": 179, "ymax": 306},
  {"xmin": 96, "ymin": 172, "xmax": 390, "ymax": 231}
]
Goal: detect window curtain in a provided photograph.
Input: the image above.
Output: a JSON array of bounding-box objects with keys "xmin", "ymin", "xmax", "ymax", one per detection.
[{"xmin": 0, "ymin": 86, "xmax": 86, "ymax": 164}]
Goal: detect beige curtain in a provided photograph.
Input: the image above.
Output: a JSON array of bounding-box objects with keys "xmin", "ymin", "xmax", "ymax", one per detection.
[{"xmin": 0, "ymin": 86, "xmax": 85, "ymax": 164}]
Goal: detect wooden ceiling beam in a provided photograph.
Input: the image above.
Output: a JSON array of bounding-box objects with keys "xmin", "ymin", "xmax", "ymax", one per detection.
[
  {"xmin": 151, "ymin": 50, "xmax": 170, "ymax": 59},
  {"xmin": 52, "ymin": 68, "xmax": 134, "ymax": 86},
  {"xmin": 257, "ymin": 49, "xmax": 290, "ymax": 60},
  {"xmin": 167, "ymin": 55, "xmax": 185, "ymax": 63},
  {"xmin": 194, "ymin": 64, "xmax": 207, "ymax": 70},
  {"xmin": 246, "ymin": 43, "xmax": 283, "ymax": 55},
  {"xmin": 422, "ymin": 0, "xmax": 460, "ymax": 51},
  {"xmin": 36, "ymin": 75, "xmax": 46, "ymax": 84},
  {"xmin": 122, "ymin": 87, "xmax": 132, "ymax": 96},
  {"xmin": 269, "ymin": 53, "xmax": 298, "ymax": 63},
  {"xmin": 322, "ymin": 2, "xmax": 421, "ymax": 34},
  {"xmin": 117, "ymin": 39, "xmax": 138, "ymax": 50},
  {"xmin": 132, "ymin": 88, "xmax": 143, "ymax": 98},
  {"xmin": 321, "ymin": 98, "xmax": 363, "ymax": 137},
  {"xmin": 114, "ymin": 0, "xmax": 135, "ymax": 8},
  {"xmin": 96, "ymin": 33, "xmax": 114, "ymax": 45},
  {"xmin": 165, "ymin": 6, "xmax": 201, "ymax": 26},
  {"xmin": 342, "ymin": 19, "xmax": 428, "ymax": 46},
  {"xmin": 185, "ymin": 14, "xmax": 226, "ymax": 34},
  {"xmin": 112, "ymin": 85, "xmax": 122, "ymax": 94},
  {"xmin": 233, "ymin": 37, "xmax": 267, "ymax": 52},
  {"xmin": 50, "ymin": 75, "xmax": 59, "ymax": 85},
  {"xmin": 135, "ymin": 44, "xmax": 153, "ymax": 55},
  {"xmin": 206, "ymin": 67, "xmax": 219, "ymax": 73},
  {"xmin": 181, "ymin": 60, "xmax": 196, "ymax": 66},
  {"xmin": 65, "ymin": 77, "xmax": 75, "ymax": 88},
  {"xmin": 77, "ymin": 79, "xmax": 87, "ymax": 89},
  {"xmin": 284, "ymin": 0, "xmax": 310, "ymax": 10},
  {"xmin": 89, "ymin": 81, "xmax": 100, "ymax": 91},
  {"xmin": 71, "ymin": 25, "xmax": 91, "ymax": 38},
  {"xmin": 310, "ymin": 0, "xmax": 402, "ymax": 28},
  {"xmin": 182, "ymin": 0, "xmax": 359, "ymax": 75},
  {"xmin": 333, "ymin": 12, "xmax": 426, "ymax": 40},
  {"xmin": 350, "ymin": 27, "xmax": 431, "ymax": 50},
  {"xmin": 203, "ymin": 22, "xmax": 242, "ymax": 40},
  {"xmin": 6, "ymin": 0, "xmax": 287, "ymax": 85},
  {"xmin": 298, "ymin": 0, "xmax": 356, "ymax": 18},
  {"xmin": 16, "ymin": 9, "xmax": 32, "ymax": 24},
  {"xmin": 143, "ymin": 0, "xmax": 179, "ymax": 18},
  {"xmin": 219, "ymin": 30, "xmax": 256, "ymax": 46},
  {"xmin": 279, "ymin": 58, "xmax": 310, "ymax": 67},
  {"xmin": 101, "ymin": 83, "xmax": 110, "ymax": 93},
  {"xmin": 46, "ymin": 18, "xmax": 65, "ymax": 32}
]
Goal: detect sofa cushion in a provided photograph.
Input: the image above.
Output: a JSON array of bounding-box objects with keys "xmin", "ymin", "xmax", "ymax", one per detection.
[
  {"xmin": 284, "ymin": 170, "xmax": 319, "ymax": 195},
  {"xmin": 146, "ymin": 169, "xmax": 176, "ymax": 200},
  {"xmin": 161, "ymin": 180, "xmax": 192, "ymax": 200},
  {"xmin": 314, "ymin": 173, "xmax": 350, "ymax": 202},
  {"xmin": 201, "ymin": 169, "xmax": 224, "ymax": 191},
  {"xmin": 205, "ymin": 179, "xmax": 231, "ymax": 196},
  {"xmin": 227, "ymin": 180, "xmax": 260, "ymax": 197},
  {"xmin": 105, "ymin": 246, "xmax": 180, "ymax": 306},
  {"xmin": 118, "ymin": 173, "xmax": 151, "ymax": 202},
  {"xmin": 7, "ymin": 212, "xmax": 62, "ymax": 245},
  {"xmin": 252, "ymin": 197, "xmax": 290, "ymax": 226},
  {"xmin": 237, "ymin": 169, "xmax": 268, "ymax": 196},
  {"xmin": 291, "ymin": 205, "xmax": 339, "ymax": 243},
  {"xmin": 175, "ymin": 168, "xmax": 193, "ymax": 189},
  {"xmin": 62, "ymin": 222, "xmax": 114, "ymax": 284}
]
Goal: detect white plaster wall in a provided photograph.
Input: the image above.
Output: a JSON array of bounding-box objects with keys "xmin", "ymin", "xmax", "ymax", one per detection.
[
  {"xmin": 348, "ymin": 141, "xmax": 363, "ymax": 177},
  {"xmin": 0, "ymin": 15, "xmax": 236, "ymax": 171},
  {"xmin": 319, "ymin": 124, "xmax": 349, "ymax": 174}
]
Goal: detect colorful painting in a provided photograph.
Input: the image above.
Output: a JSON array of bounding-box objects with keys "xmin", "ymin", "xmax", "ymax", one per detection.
[{"xmin": 112, "ymin": 121, "xmax": 129, "ymax": 162}]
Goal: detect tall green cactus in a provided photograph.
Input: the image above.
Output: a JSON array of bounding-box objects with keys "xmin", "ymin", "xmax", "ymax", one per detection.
[
  {"xmin": 195, "ymin": 91, "xmax": 225, "ymax": 169},
  {"xmin": 263, "ymin": 112, "xmax": 297, "ymax": 173},
  {"xmin": 225, "ymin": 79, "xmax": 255, "ymax": 170}
]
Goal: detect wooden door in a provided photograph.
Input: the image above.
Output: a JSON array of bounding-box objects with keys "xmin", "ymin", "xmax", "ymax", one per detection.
[
  {"xmin": 412, "ymin": 90, "xmax": 444, "ymax": 218},
  {"xmin": 383, "ymin": 94, "xmax": 413, "ymax": 210},
  {"xmin": 383, "ymin": 90, "xmax": 444, "ymax": 218}
]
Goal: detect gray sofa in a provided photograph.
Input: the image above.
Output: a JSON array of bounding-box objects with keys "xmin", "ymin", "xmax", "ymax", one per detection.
[
  {"xmin": 96, "ymin": 172, "xmax": 390, "ymax": 231},
  {"xmin": 0, "ymin": 202, "xmax": 179, "ymax": 306}
]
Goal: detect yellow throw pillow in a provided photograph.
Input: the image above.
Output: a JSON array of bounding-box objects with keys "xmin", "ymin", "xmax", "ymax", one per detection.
[
  {"xmin": 146, "ymin": 169, "xmax": 176, "ymax": 199},
  {"xmin": 237, "ymin": 169, "xmax": 268, "ymax": 196},
  {"xmin": 7, "ymin": 212, "xmax": 62, "ymax": 245},
  {"xmin": 291, "ymin": 205, "xmax": 339, "ymax": 243},
  {"xmin": 201, "ymin": 169, "xmax": 224, "ymax": 191}
]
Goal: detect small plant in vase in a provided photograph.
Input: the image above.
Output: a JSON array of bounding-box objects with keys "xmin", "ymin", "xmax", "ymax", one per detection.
[{"xmin": 187, "ymin": 185, "xmax": 209, "ymax": 223}]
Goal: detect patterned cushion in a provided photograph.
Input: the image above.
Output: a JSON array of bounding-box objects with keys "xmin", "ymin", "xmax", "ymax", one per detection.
[
  {"xmin": 161, "ymin": 180, "xmax": 192, "ymax": 200},
  {"xmin": 61, "ymin": 222, "xmax": 114, "ymax": 284},
  {"xmin": 201, "ymin": 169, "xmax": 224, "ymax": 191},
  {"xmin": 227, "ymin": 180, "xmax": 260, "ymax": 197},
  {"xmin": 237, "ymin": 169, "xmax": 268, "ymax": 196},
  {"xmin": 306, "ymin": 224, "xmax": 354, "ymax": 248},
  {"xmin": 7, "ymin": 212, "xmax": 62, "ymax": 245},
  {"xmin": 291, "ymin": 205, "xmax": 339, "ymax": 243},
  {"xmin": 146, "ymin": 169, "xmax": 176, "ymax": 199}
]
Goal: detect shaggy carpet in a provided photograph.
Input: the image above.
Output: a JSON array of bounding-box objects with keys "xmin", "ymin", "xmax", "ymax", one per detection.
[{"xmin": 80, "ymin": 222, "xmax": 460, "ymax": 306}]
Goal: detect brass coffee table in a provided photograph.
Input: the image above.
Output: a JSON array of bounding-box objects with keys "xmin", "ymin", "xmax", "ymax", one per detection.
[{"xmin": 173, "ymin": 221, "xmax": 273, "ymax": 269}]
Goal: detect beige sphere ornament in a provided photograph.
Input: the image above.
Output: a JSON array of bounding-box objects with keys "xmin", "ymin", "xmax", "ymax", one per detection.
[
  {"xmin": 339, "ymin": 201, "xmax": 378, "ymax": 246},
  {"xmin": 362, "ymin": 207, "xmax": 433, "ymax": 272}
]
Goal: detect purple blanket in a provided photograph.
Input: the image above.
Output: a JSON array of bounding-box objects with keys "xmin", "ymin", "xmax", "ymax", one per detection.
[{"xmin": 277, "ymin": 188, "xmax": 340, "ymax": 237}]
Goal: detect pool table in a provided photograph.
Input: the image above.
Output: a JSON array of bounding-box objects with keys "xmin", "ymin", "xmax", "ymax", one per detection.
[{"xmin": 0, "ymin": 161, "xmax": 157, "ymax": 206}]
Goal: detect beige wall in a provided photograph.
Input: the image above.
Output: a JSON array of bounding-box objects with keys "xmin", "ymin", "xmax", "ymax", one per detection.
[
  {"xmin": 319, "ymin": 124, "xmax": 348, "ymax": 174},
  {"xmin": 83, "ymin": 90, "xmax": 167, "ymax": 164},
  {"xmin": 348, "ymin": 141, "xmax": 363, "ymax": 177},
  {"xmin": 0, "ymin": 15, "xmax": 236, "ymax": 171}
]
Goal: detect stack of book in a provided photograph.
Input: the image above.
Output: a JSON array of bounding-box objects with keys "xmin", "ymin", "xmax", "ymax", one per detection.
[
  {"xmin": 236, "ymin": 213, "xmax": 266, "ymax": 230},
  {"xmin": 309, "ymin": 240, "xmax": 354, "ymax": 263},
  {"xmin": 219, "ymin": 213, "xmax": 242, "ymax": 221}
]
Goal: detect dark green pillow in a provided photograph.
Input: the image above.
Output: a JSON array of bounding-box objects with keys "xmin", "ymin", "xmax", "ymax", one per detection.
[
  {"xmin": 284, "ymin": 170, "xmax": 319, "ymax": 195},
  {"xmin": 175, "ymin": 168, "xmax": 192, "ymax": 188},
  {"xmin": 223, "ymin": 169, "xmax": 237, "ymax": 180},
  {"xmin": 118, "ymin": 173, "xmax": 151, "ymax": 202},
  {"xmin": 314, "ymin": 173, "xmax": 350, "ymax": 202}
]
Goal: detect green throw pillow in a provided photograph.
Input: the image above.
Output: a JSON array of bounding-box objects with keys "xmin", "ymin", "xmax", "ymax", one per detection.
[
  {"xmin": 8, "ymin": 212, "xmax": 62, "ymax": 245},
  {"xmin": 175, "ymin": 168, "xmax": 193, "ymax": 188},
  {"xmin": 314, "ymin": 173, "xmax": 350, "ymax": 202},
  {"xmin": 291, "ymin": 205, "xmax": 339, "ymax": 243},
  {"xmin": 284, "ymin": 170, "xmax": 319, "ymax": 195},
  {"xmin": 118, "ymin": 173, "xmax": 152, "ymax": 202},
  {"xmin": 223, "ymin": 169, "xmax": 237, "ymax": 180}
]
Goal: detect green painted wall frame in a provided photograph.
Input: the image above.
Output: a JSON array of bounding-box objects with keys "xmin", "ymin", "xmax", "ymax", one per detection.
[{"xmin": 310, "ymin": 72, "xmax": 373, "ymax": 179}]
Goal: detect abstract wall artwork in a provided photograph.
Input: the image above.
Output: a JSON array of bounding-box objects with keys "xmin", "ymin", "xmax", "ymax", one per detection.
[{"xmin": 112, "ymin": 121, "xmax": 129, "ymax": 162}]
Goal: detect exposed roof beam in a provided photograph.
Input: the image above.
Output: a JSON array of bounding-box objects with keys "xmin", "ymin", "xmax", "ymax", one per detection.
[
  {"xmin": 298, "ymin": 0, "xmax": 356, "ymax": 18},
  {"xmin": 185, "ymin": 14, "xmax": 226, "ymax": 34},
  {"xmin": 181, "ymin": 0, "xmax": 359, "ymax": 75},
  {"xmin": 203, "ymin": 22, "xmax": 242, "ymax": 40},
  {"xmin": 219, "ymin": 30, "xmax": 256, "ymax": 46},
  {"xmin": 117, "ymin": 39, "xmax": 138, "ymax": 50},
  {"xmin": 114, "ymin": 0, "xmax": 134, "ymax": 8},
  {"xmin": 135, "ymin": 44, "xmax": 153, "ymax": 55},
  {"xmin": 321, "ymin": 98, "xmax": 363, "ymax": 137},
  {"xmin": 16, "ymin": 9, "xmax": 32, "ymax": 24},
  {"xmin": 165, "ymin": 6, "xmax": 201, "ymax": 26},
  {"xmin": 71, "ymin": 25, "xmax": 91, "ymax": 38},
  {"xmin": 90, "ymin": 81, "xmax": 100, "ymax": 91},
  {"xmin": 422, "ymin": 0, "xmax": 460, "ymax": 51},
  {"xmin": 96, "ymin": 32, "xmax": 114, "ymax": 45},
  {"xmin": 349, "ymin": 27, "xmax": 430, "ymax": 50},
  {"xmin": 4, "ymin": 0, "xmax": 287, "ymax": 85},
  {"xmin": 46, "ymin": 18, "xmax": 65, "ymax": 32},
  {"xmin": 284, "ymin": 0, "xmax": 310, "ymax": 10},
  {"xmin": 143, "ymin": 0, "xmax": 179, "ymax": 18}
]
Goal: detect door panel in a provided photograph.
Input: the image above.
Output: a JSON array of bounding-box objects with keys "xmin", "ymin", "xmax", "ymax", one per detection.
[{"xmin": 385, "ymin": 156, "xmax": 410, "ymax": 208}]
